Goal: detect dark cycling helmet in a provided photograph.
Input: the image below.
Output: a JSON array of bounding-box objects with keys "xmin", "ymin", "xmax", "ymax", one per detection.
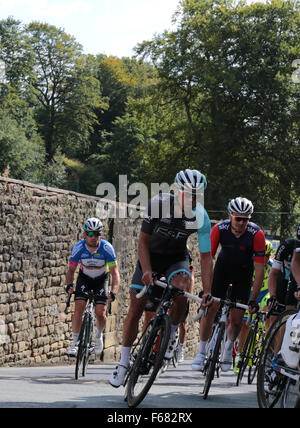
[
  {"xmin": 174, "ymin": 169, "xmax": 207, "ymax": 193},
  {"xmin": 228, "ymin": 197, "xmax": 254, "ymax": 217},
  {"xmin": 83, "ymin": 217, "xmax": 104, "ymax": 232}
]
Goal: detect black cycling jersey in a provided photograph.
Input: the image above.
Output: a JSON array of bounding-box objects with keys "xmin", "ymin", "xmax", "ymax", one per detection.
[
  {"xmin": 273, "ymin": 238, "xmax": 298, "ymax": 305},
  {"xmin": 141, "ymin": 193, "xmax": 211, "ymax": 257},
  {"xmin": 273, "ymin": 238, "xmax": 297, "ymax": 280}
]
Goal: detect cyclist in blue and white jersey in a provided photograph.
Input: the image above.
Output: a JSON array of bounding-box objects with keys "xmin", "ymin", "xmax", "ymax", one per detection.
[
  {"xmin": 109, "ymin": 169, "xmax": 213, "ymax": 388},
  {"xmin": 66, "ymin": 218, "xmax": 120, "ymax": 356}
]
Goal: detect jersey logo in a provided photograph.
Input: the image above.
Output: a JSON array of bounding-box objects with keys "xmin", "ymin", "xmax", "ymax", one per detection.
[
  {"xmin": 156, "ymin": 225, "xmax": 188, "ymax": 240},
  {"xmin": 247, "ymin": 226, "xmax": 258, "ymax": 235}
]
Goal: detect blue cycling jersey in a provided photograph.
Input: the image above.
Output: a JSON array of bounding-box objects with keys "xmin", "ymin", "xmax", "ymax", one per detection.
[{"xmin": 69, "ymin": 239, "xmax": 117, "ymax": 279}]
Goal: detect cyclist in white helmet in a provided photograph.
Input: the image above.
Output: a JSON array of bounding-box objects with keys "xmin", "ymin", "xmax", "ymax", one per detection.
[
  {"xmin": 109, "ymin": 169, "xmax": 213, "ymax": 388},
  {"xmin": 66, "ymin": 217, "xmax": 120, "ymax": 357},
  {"xmin": 192, "ymin": 197, "xmax": 266, "ymax": 372},
  {"xmin": 277, "ymin": 234, "xmax": 300, "ymax": 370}
]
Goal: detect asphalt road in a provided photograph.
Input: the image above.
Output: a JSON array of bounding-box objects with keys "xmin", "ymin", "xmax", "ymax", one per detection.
[{"xmin": 0, "ymin": 359, "xmax": 259, "ymax": 409}]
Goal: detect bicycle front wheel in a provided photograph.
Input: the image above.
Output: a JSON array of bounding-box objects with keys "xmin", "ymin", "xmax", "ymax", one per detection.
[
  {"xmin": 257, "ymin": 309, "xmax": 297, "ymax": 408},
  {"xmin": 248, "ymin": 323, "xmax": 265, "ymax": 385},
  {"xmin": 127, "ymin": 314, "xmax": 171, "ymax": 408},
  {"xmin": 236, "ymin": 326, "xmax": 256, "ymax": 387},
  {"xmin": 82, "ymin": 315, "xmax": 93, "ymax": 377},
  {"xmin": 75, "ymin": 314, "xmax": 89, "ymax": 380},
  {"xmin": 203, "ymin": 322, "xmax": 225, "ymax": 400}
]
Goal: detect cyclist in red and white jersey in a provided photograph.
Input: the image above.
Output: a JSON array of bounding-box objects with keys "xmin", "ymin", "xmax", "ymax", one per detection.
[{"xmin": 192, "ymin": 197, "xmax": 266, "ymax": 372}]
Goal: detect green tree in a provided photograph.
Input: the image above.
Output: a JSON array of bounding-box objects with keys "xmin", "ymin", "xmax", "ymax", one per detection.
[
  {"xmin": 136, "ymin": 0, "xmax": 300, "ymax": 237},
  {"xmin": 26, "ymin": 22, "xmax": 102, "ymax": 163}
]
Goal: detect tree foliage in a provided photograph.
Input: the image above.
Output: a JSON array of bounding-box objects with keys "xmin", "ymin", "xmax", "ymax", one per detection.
[{"xmin": 0, "ymin": 2, "xmax": 299, "ymax": 238}]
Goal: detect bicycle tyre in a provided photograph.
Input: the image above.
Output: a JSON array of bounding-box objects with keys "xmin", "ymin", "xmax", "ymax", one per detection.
[
  {"xmin": 203, "ymin": 322, "xmax": 225, "ymax": 400},
  {"xmin": 127, "ymin": 314, "xmax": 171, "ymax": 408},
  {"xmin": 294, "ymin": 394, "xmax": 300, "ymax": 408},
  {"xmin": 248, "ymin": 323, "xmax": 265, "ymax": 385},
  {"xmin": 236, "ymin": 326, "xmax": 256, "ymax": 387},
  {"xmin": 257, "ymin": 309, "xmax": 297, "ymax": 408},
  {"xmin": 82, "ymin": 315, "xmax": 93, "ymax": 377},
  {"xmin": 75, "ymin": 314, "xmax": 88, "ymax": 380}
]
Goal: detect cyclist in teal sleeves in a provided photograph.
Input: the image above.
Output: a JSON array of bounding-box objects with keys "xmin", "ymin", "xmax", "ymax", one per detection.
[
  {"xmin": 66, "ymin": 218, "xmax": 120, "ymax": 357},
  {"xmin": 109, "ymin": 169, "xmax": 213, "ymax": 388}
]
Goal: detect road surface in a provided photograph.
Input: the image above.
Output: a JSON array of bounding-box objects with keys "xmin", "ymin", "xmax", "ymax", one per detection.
[{"xmin": 0, "ymin": 359, "xmax": 258, "ymax": 409}]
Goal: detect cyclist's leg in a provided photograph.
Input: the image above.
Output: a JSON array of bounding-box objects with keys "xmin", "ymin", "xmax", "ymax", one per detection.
[
  {"xmin": 93, "ymin": 274, "xmax": 110, "ymax": 331},
  {"xmin": 69, "ymin": 274, "xmax": 89, "ymax": 354},
  {"xmin": 200, "ymin": 258, "xmax": 226, "ymax": 342},
  {"xmin": 194, "ymin": 263, "xmax": 223, "ymax": 370},
  {"xmin": 110, "ymin": 262, "xmax": 148, "ymax": 387},
  {"xmin": 168, "ymin": 271, "xmax": 191, "ymax": 325}
]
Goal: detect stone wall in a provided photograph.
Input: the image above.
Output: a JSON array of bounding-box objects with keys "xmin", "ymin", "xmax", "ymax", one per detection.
[{"xmin": 0, "ymin": 176, "xmax": 205, "ymax": 367}]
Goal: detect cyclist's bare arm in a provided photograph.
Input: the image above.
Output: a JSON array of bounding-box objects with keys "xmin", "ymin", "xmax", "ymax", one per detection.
[
  {"xmin": 138, "ymin": 232, "xmax": 153, "ymax": 285},
  {"xmin": 199, "ymin": 251, "xmax": 213, "ymax": 294},
  {"xmin": 109, "ymin": 264, "xmax": 120, "ymax": 296},
  {"xmin": 199, "ymin": 252, "xmax": 214, "ymax": 307},
  {"xmin": 267, "ymin": 267, "xmax": 280, "ymax": 298},
  {"xmin": 250, "ymin": 261, "xmax": 265, "ymax": 301},
  {"xmin": 66, "ymin": 263, "xmax": 77, "ymax": 293}
]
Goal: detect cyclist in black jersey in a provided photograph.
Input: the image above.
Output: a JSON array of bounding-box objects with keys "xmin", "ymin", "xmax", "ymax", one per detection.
[
  {"xmin": 292, "ymin": 224, "xmax": 300, "ymax": 294},
  {"xmin": 109, "ymin": 169, "xmax": 214, "ymax": 388},
  {"xmin": 268, "ymin": 230, "xmax": 299, "ymax": 313}
]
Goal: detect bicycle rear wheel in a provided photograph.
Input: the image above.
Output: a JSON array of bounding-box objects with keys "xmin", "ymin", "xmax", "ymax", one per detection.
[
  {"xmin": 203, "ymin": 322, "xmax": 225, "ymax": 400},
  {"xmin": 257, "ymin": 309, "xmax": 297, "ymax": 408},
  {"xmin": 127, "ymin": 314, "xmax": 171, "ymax": 408}
]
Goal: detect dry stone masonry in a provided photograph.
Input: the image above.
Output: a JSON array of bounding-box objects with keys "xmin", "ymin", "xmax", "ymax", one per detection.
[{"xmin": 0, "ymin": 177, "xmax": 204, "ymax": 366}]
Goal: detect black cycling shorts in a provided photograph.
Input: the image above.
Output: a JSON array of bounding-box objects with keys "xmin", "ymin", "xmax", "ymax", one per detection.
[
  {"xmin": 211, "ymin": 258, "xmax": 253, "ymax": 305},
  {"xmin": 75, "ymin": 270, "xmax": 109, "ymax": 305},
  {"xmin": 130, "ymin": 252, "xmax": 191, "ymax": 295}
]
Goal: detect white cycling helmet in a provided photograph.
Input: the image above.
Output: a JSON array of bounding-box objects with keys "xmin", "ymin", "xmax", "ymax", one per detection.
[
  {"xmin": 174, "ymin": 169, "xmax": 207, "ymax": 193},
  {"xmin": 83, "ymin": 217, "xmax": 104, "ymax": 232},
  {"xmin": 228, "ymin": 197, "xmax": 254, "ymax": 217}
]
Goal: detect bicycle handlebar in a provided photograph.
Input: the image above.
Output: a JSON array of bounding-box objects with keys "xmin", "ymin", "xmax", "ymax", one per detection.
[
  {"xmin": 136, "ymin": 280, "xmax": 249, "ymax": 312},
  {"xmin": 65, "ymin": 292, "xmax": 73, "ymax": 314}
]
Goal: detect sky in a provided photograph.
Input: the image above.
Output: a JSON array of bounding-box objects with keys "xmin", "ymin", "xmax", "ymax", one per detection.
[
  {"xmin": 0, "ymin": 0, "xmax": 266, "ymax": 58},
  {"xmin": 0, "ymin": 0, "xmax": 180, "ymax": 58}
]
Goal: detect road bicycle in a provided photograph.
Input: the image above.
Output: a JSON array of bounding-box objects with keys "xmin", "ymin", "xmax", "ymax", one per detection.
[
  {"xmin": 236, "ymin": 302, "xmax": 285, "ymax": 386},
  {"xmin": 123, "ymin": 276, "xmax": 203, "ymax": 408},
  {"xmin": 201, "ymin": 295, "xmax": 248, "ymax": 399},
  {"xmin": 73, "ymin": 291, "xmax": 97, "ymax": 380},
  {"xmin": 257, "ymin": 303, "xmax": 300, "ymax": 408},
  {"xmin": 235, "ymin": 310, "xmax": 267, "ymax": 386}
]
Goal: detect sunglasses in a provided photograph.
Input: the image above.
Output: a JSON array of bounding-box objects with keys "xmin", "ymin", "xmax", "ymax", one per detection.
[
  {"xmin": 231, "ymin": 216, "xmax": 250, "ymax": 223},
  {"xmin": 86, "ymin": 231, "xmax": 101, "ymax": 237}
]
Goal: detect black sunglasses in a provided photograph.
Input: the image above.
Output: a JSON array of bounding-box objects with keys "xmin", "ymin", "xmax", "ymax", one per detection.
[{"xmin": 86, "ymin": 231, "xmax": 101, "ymax": 237}]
